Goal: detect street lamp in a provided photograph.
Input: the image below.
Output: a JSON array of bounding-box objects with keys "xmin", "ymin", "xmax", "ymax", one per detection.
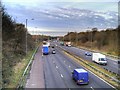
[
  {"xmin": 25, "ymin": 18, "xmax": 34, "ymax": 55},
  {"xmin": 88, "ymin": 27, "xmax": 92, "ymax": 49}
]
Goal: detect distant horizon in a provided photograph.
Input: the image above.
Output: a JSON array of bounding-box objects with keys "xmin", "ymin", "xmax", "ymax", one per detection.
[
  {"xmin": 2, "ymin": 1, "xmax": 118, "ymax": 36},
  {"xmin": 28, "ymin": 27, "xmax": 117, "ymax": 36}
]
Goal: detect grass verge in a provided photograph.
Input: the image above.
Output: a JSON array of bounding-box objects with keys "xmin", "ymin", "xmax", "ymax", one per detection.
[{"xmin": 7, "ymin": 50, "xmax": 35, "ymax": 88}]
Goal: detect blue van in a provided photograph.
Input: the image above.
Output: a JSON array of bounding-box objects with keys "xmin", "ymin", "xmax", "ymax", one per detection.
[
  {"xmin": 72, "ymin": 68, "xmax": 89, "ymax": 85},
  {"xmin": 42, "ymin": 45, "xmax": 49, "ymax": 55}
]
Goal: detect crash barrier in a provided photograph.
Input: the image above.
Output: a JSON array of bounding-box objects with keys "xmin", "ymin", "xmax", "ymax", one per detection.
[
  {"xmin": 58, "ymin": 46, "xmax": 120, "ymax": 87},
  {"xmin": 17, "ymin": 46, "xmax": 39, "ymax": 89}
]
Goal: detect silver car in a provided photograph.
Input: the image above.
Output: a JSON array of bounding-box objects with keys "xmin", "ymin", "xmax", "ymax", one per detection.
[{"xmin": 52, "ymin": 50, "xmax": 56, "ymax": 54}]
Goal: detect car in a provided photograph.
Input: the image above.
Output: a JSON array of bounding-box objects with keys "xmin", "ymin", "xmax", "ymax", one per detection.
[
  {"xmin": 55, "ymin": 44, "xmax": 58, "ymax": 46},
  {"xmin": 118, "ymin": 60, "xmax": 120, "ymax": 64},
  {"xmin": 85, "ymin": 52, "xmax": 92, "ymax": 56},
  {"xmin": 52, "ymin": 50, "xmax": 56, "ymax": 54},
  {"xmin": 51, "ymin": 46, "xmax": 54, "ymax": 48}
]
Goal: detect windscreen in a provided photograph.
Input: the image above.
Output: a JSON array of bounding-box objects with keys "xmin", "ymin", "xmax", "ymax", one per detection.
[{"xmin": 100, "ymin": 58, "xmax": 106, "ymax": 61}]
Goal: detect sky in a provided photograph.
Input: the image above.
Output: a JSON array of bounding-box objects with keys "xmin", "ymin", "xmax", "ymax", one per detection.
[{"xmin": 2, "ymin": 0, "xmax": 119, "ymax": 36}]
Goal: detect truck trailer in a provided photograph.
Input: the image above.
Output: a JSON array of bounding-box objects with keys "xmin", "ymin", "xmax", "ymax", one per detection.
[
  {"xmin": 92, "ymin": 53, "xmax": 107, "ymax": 65},
  {"xmin": 72, "ymin": 68, "xmax": 89, "ymax": 85}
]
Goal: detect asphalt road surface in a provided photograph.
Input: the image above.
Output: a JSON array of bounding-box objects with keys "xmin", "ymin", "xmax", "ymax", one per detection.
[
  {"xmin": 25, "ymin": 47, "xmax": 45, "ymax": 88},
  {"xmin": 31, "ymin": 45, "xmax": 116, "ymax": 89},
  {"xmin": 55, "ymin": 42, "xmax": 119, "ymax": 75},
  {"xmin": 25, "ymin": 45, "xmax": 116, "ymax": 89}
]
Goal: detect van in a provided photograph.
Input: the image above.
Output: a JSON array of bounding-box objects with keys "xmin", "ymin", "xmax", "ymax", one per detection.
[
  {"xmin": 72, "ymin": 68, "xmax": 89, "ymax": 85},
  {"xmin": 92, "ymin": 53, "xmax": 107, "ymax": 65}
]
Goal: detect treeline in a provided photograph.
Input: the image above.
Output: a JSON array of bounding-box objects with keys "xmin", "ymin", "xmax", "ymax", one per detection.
[
  {"xmin": 63, "ymin": 27, "xmax": 119, "ymax": 56},
  {"xmin": 2, "ymin": 6, "xmax": 35, "ymax": 87}
]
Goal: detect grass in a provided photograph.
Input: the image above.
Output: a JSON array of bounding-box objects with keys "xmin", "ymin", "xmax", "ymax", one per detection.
[
  {"xmin": 62, "ymin": 50, "xmax": 120, "ymax": 89},
  {"xmin": 6, "ymin": 42, "xmax": 42, "ymax": 88},
  {"xmin": 7, "ymin": 50, "xmax": 35, "ymax": 88},
  {"xmin": 73, "ymin": 42, "xmax": 119, "ymax": 58}
]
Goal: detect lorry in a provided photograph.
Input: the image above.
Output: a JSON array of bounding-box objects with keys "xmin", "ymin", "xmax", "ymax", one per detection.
[
  {"xmin": 43, "ymin": 41, "xmax": 50, "ymax": 47},
  {"xmin": 47, "ymin": 42, "xmax": 50, "ymax": 47},
  {"xmin": 65, "ymin": 42, "xmax": 71, "ymax": 47},
  {"xmin": 42, "ymin": 45, "xmax": 49, "ymax": 55},
  {"xmin": 72, "ymin": 68, "xmax": 89, "ymax": 85},
  {"xmin": 92, "ymin": 53, "xmax": 107, "ymax": 65}
]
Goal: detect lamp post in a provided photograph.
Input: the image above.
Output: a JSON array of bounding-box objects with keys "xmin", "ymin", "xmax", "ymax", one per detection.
[
  {"xmin": 25, "ymin": 19, "xmax": 28, "ymax": 55},
  {"xmin": 25, "ymin": 18, "xmax": 34, "ymax": 55}
]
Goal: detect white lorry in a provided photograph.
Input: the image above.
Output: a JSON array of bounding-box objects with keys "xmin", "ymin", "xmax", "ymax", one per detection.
[
  {"xmin": 66, "ymin": 42, "xmax": 71, "ymax": 47},
  {"xmin": 92, "ymin": 53, "xmax": 107, "ymax": 65}
]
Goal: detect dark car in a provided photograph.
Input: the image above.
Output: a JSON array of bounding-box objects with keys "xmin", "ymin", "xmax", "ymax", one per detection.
[
  {"xmin": 52, "ymin": 50, "xmax": 56, "ymax": 54},
  {"xmin": 118, "ymin": 60, "xmax": 120, "ymax": 64},
  {"xmin": 85, "ymin": 52, "xmax": 92, "ymax": 56},
  {"xmin": 51, "ymin": 46, "xmax": 54, "ymax": 48}
]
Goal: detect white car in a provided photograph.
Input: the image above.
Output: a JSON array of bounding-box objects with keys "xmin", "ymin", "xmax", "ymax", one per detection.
[{"xmin": 52, "ymin": 50, "xmax": 56, "ymax": 54}]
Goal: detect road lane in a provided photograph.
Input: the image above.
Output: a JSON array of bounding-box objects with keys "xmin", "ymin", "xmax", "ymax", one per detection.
[
  {"xmin": 55, "ymin": 48, "xmax": 115, "ymax": 88},
  {"xmin": 25, "ymin": 44, "xmax": 116, "ymax": 89},
  {"xmin": 43, "ymin": 46, "xmax": 115, "ymax": 89},
  {"xmin": 43, "ymin": 55, "xmax": 66, "ymax": 88},
  {"xmin": 58, "ymin": 44, "xmax": 119, "ymax": 75},
  {"xmin": 25, "ymin": 47, "xmax": 45, "ymax": 88}
]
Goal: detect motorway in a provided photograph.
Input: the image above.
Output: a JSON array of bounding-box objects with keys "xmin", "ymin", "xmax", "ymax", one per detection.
[
  {"xmin": 26, "ymin": 44, "xmax": 116, "ymax": 89},
  {"xmin": 55, "ymin": 42, "xmax": 119, "ymax": 75},
  {"xmin": 44, "ymin": 47, "xmax": 115, "ymax": 88}
]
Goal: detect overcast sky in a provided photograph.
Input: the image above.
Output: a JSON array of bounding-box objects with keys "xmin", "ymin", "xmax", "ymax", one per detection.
[{"xmin": 2, "ymin": 0, "xmax": 119, "ymax": 36}]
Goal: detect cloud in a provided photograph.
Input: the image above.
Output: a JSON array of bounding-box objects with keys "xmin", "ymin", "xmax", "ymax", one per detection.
[
  {"xmin": 2, "ymin": 0, "xmax": 119, "ymax": 2},
  {"xmin": 2, "ymin": 1, "xmax": 118, "ymax": 36}
]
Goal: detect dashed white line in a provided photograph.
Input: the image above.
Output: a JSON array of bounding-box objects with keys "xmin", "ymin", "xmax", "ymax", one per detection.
[
  {"xmin": 68, "ymin": 88, "xmax": 71, "ymax": 90},
  {"xmin": 60, "ymin": 74, "xmax": 63, "ymax": 78},
  {"xmin": 90, "ymin": 87, "xmax": 94, "ymax": 90},
  {"xmin": 31, "ymin": 84, "xmax": 36, "ymax": 86},
  {"xmin": 69, "ymin": 65, "xmax": 71, "ymax": 68},
  {"xmin": 113, "ymin": 62, "xmax": 117, "ymax": 65},
  {"xmin": 56, "ymin": 66, "xmax": 58, "ymax": 69},
  {"xmin": 53, "ymin": 61, "xmax": 55, "ymax": 63}
]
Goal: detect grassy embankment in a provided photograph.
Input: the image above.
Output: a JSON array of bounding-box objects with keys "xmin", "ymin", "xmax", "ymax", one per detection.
[
  {"xmin": 73, "ymin": 41, "xmax": 119, "ymax": 58},
  {"xmin": 7, "ymin": 49, "xmax": 35, "ymax": 88}
]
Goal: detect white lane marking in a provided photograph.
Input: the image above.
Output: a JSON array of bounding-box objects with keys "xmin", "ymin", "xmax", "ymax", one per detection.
[
  {"xmin": 90, "ymin": 87, "xmax": 94, "ymax": 90},
  {"xmin": 69, "ymin": 65, "xmax": 71, "ymax": 68},
  {"xmin": 30, "ymin": 70, "xmax": 32, "ymax": 74},
  {"xmin": 60, "ymin": 74, "xmax": 63, "ymax": 78},
  {"xmin": 88, "ymin": 69, "xmax": 116, "ymax": 89},
  {"xmin": 113, "ymin": 62, "xmax": 117, "ymax": 65},
  {"xmin": 53, "ymin": 61, "xmax": 55, "ymax": 63},
  {"xmin": 56, "ymin": 66, "xmax": 58, "ymax": 69},
  {"xmin": 64, "ymin": 61, "xmax": 65, "ymax": 62},
  {"xmin": 31, "ymin": 84, "xmax": 36, "ymax": 86}
]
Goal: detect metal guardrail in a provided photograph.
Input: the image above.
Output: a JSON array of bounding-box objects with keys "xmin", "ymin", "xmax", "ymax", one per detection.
[
  {"xmin": 17, "ymin": 46, "xmax": 39, "ymax": 89},
  {"xmin": 58, "ymin": 46, "xmax": 120, "ymax": 87}
]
